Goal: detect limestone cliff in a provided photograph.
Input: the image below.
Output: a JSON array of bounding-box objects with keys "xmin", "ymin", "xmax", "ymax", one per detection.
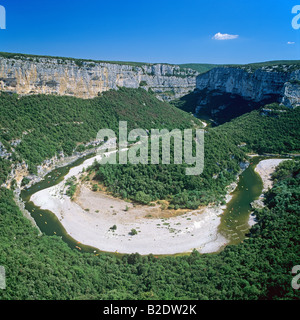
[
  {"xmin": 281, "ymin": 81, "xmax": 300, "ymax": 108},
  {"xmin": 196, "ymin": 65, "xmax": 300, "ymax": 108},
  {"xmin": 0, "ymin": 55, "xmax": 198, "ymax": 101}
]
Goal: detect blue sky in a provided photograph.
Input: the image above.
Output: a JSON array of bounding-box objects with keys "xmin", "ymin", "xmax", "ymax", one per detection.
[{"xmin": 0, "ymin": 0, "xmax": 299, "ymax": 64}]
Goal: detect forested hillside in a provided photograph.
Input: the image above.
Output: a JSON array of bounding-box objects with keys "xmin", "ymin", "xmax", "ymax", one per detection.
[
  {"xmin": 1, "ymin": 89, "xmax": 299, "ymax": 210},
  {"xmin": 90, "ymin": 104, "xmax": 300, "ymax": 208},
  {"xmin": 0, "ymin": 160, "xmax": 298, "ymax": 300},
  {"xmin": 0, "ymin": 88, "xmax": 198, "ymax": 178},
  {"xmin": 0, "ymin": 86, "xmax": 299, "ymax": 300},
  {"xmin": 212, "ymin": 103, "xmax": 300, "ymax": 154}
]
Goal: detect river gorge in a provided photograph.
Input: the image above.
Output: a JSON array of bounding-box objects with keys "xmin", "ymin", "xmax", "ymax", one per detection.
[{"xmin": 18, "ymin": 153, "xmax": 289, "ymax": 256}]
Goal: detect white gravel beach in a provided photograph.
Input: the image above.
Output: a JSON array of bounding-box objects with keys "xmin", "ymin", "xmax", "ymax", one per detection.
[
  {"xmin": 249, "ymin": 158, "xmax": 290, "ymax": 227},
  {"xmin": 30, "ymin": 155, "xmax": 289, "ymax": 255},
  {"xmin": 32, "ymin": 185, "xmax": 229, "ymax": 255},
  {"xmin": 255, "ymin": 159, "xmax": 289, "ymax": 193},
  {"xmin": 30, "ymin": 150, "xmax": 231, "ymax": 255}
]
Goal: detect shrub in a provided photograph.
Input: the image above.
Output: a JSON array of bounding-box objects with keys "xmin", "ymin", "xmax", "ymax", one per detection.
[
  {"xmin": 129, "ymin": 228, "xmax": 138, "ymax": 236},
  {"xmin": 21, "ymin": 177, "xmax": 31, "ymax": 187},
  {"xmin": 92, "ymin": 184, "xmax": 98, "ymax": 192}
]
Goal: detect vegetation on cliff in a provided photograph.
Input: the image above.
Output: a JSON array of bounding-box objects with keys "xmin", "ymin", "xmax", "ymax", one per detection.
[
  {"xmin": 179, "ymin": 60, "xmax": 300, "ymax": 74},
  {"xmin": 227, "ymin": 60, "xmax": 300, "ymax": 73},
  {"xmin": 179, "ymin": 63, "xmax": 218, "ymax": 74},
  {"xmin": 0, "ymin": 51, "xmax": 154, "ymax": 68}
]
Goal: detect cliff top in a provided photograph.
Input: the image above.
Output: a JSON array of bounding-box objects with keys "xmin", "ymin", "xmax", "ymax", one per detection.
[
  {"xmin": 183, "ymin": 60, "xmax": 300, "ymax": 74},
  {"xmin": 0, "ymin": 51, "xmax": 154, "ymax": 67},
  {"xmin": 1, "ymin": 51, "xmax": 299, "ymax": 75},
  {"xmin": 226, "ymin": 60, "xmax": 300, "ymax": 73},
  {"xmin": 0, "ymin": 51, "xmax": 198, "ymax": 74}
]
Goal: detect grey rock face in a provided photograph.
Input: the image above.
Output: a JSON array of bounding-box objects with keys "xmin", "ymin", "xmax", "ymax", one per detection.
[
  {"xmin": 0, "ymin": 56, "xmax": 198, "ymax": 101},
  {"xmin": 196, "ymin": 66, "xmax": 300, "ymax": 107},
  {"xmin": 281, "ymin": 81, "xmax": 300, "ymax": 108},
  {"xmin": 0, "ymin": 141, "xmax": 11, "ymax": 159}
]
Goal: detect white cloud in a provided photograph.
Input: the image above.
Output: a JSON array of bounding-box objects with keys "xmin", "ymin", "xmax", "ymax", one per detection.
[
  {"xmin": 212, "ymin": 32, "xmax": 239, "ymax": 40},
  {"xmin": 287, "ymin": 41, "xmax": 295, "ymax": 45}
]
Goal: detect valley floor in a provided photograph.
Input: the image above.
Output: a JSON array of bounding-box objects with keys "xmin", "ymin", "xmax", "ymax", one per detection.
[{"xmin": 30, "ymin": 156, "xmax": 286, "ymax": 255}]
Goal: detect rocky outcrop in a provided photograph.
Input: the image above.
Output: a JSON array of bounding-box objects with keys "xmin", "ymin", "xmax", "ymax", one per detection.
[
  {"xmin": 196, "ymin": 66, "xmax": 300, "ymax": 107},
  {"xmin": 281, "ymin": 81, "xmax": 300, "ymax": 108},
  {"xmin": 0, "ymin": 55, "xmax": 198, "ymax": 101}
]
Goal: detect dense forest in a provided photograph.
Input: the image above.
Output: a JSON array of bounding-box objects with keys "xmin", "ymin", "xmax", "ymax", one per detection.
[
  {"xmin": 0, "ymin": 87, "xmax": 299, "ymax": 300},
  {"xmin": 0, "ymin": 160, "xmax": 299, "ymax": 299},
  {"xmin": 90, "ymin": 103, "xmax": 300, "ymax": 208},
  {"xmin": 0, "ymin": 88, "xmax": 198, "ymax": 177},
  {"xmin": 212, "ymin": 103, "xmax": 300, "ymax": 153},
  {"xmin": 0, "ymin": 158, "xmax": 10, "ymax": 186}
]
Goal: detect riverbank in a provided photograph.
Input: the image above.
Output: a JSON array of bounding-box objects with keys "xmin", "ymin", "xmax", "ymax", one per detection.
[
  {"xmin": 255, "ymin": 159, "xmax": 289, "ymax": 193},
  {"xmin": 9, "ymin": 140, "xmax": 118, "ymax": 235},
  {"xmin": 24, "ymin": 156, "xmax": 290, "ymax": 255},
  {"xmin": 32, "ymin": 186, "xmax": 230, "ymax": 255},
  {"xmin": 30, "ymin": 150, "xmax": 241, "ymax": 255},
  {"xmin": 249, "ymin": 158, "xmax": 289, "ymax": 224}
]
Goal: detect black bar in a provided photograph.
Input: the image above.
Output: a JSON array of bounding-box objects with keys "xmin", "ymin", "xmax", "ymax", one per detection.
[{"xmin": 0, "ymin": 300, "xmax": 298, "ymax": 318}]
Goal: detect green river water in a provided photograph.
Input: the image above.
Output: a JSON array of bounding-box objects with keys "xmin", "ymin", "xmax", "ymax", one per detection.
[
  {"xmin": 20, "ymin": 155, "xmax": 101, "ymax": 254},
  {"xmin": 21, "ymin": 156, "xmax": 266, "ymax": 255},
  {"xmin": 218, "ymin": 156, "xmax": 263, "ymax": 245}
]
